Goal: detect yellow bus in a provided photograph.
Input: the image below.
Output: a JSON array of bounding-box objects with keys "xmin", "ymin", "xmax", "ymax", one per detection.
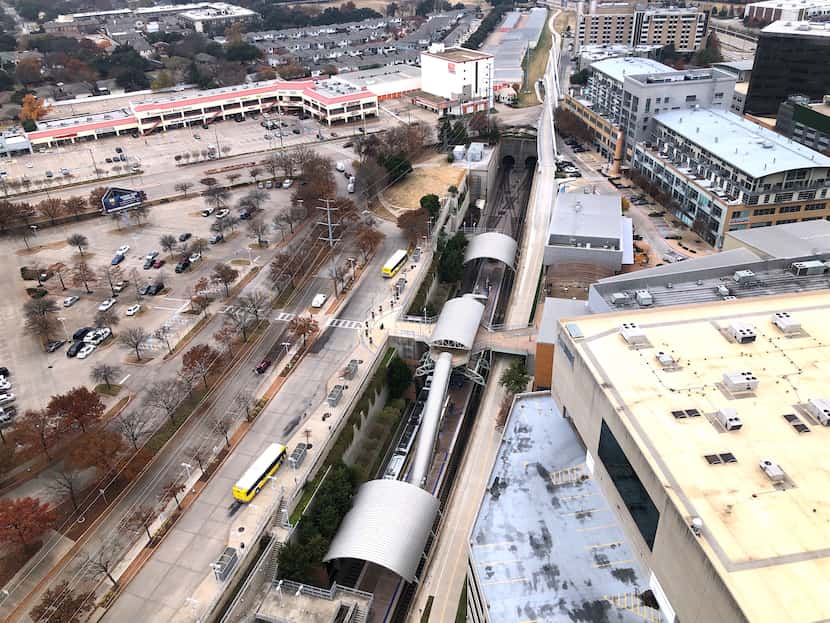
[
  {"xmin": 232, "ymin": 443, "xmax": 287, "ymax": 502},
  {"xmin": 382, "ymin": 249, "xmax": 408, "ymax": 278}
]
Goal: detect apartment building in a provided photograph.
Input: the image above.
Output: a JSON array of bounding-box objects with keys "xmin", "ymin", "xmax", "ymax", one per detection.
[
  {"xmin": 565, "ymin": 57, "xmax": 735, "ymax": 169},
  {"xmin": 631, "ymin": 107, "xmax": 830, "ymax": 247},
  {"xmin": 417, "ymin": 45, "xmax": 494, "ymax": 116},
  {"xmin": 577, "ymin": 2, "xmax": 707, "ymax": 53},
  {"xmin": 775, "ymin": 95, "xmax": 830, "ymax": 154},
  {"xmin": 745, "ymin": 20, "xmax": 830, "ymax": 115}
]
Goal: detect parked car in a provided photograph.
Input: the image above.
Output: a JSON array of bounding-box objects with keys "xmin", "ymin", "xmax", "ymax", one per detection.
[
  {"xmin": 113, "ymin": 280, "xmax": 128, "ymax": 293},
  {"xmin": 175, "ymin": 259, "xmax": 190, "ymax": 273},
  {"xmin": 119, "ymin": 153, "xmax": 127, "ymax": 162},
  {"xmin": 0, "ymin": 377, "xmax": 10, "ymax": 391},
  {"xmin": 311, "ymin": 293, "xmax": 327, "ymax": 309},
  {"xmin": 178, "ymin": 232, "xmax": 192, "ymax": 242},
  {"xmin": 87, "ymin": 328, "xmax": 111, "ymax": 345},
  {"xmin": 77, "ymin": 344, "xmax": 96, "ymax": 359},
  {"xmin": 336, "ymin": 161, "xmax": 345, "ymax": 172},
  {"xmin": 0, "ymin": 367, "xmax": 9, "ymax": 378},
  {"xmin": 45, "ymin": 170, "xmax": 53, "ymax": 178},
  {"xmin": 105, "ymin": 157, "xmax": 113, "ymax": 163},
  {"xmin": 292, "ymin": 128, "xmax": 301, "ymax": 134},
  {"xmin": 0, "ymin": 412, "xmax": 13, "ymax": 427},
  {"xmin": 60, "ymin": 167, "xmax": 70, "ymax": 176},
  {"xmin": 111, "ymin": 254, "xmax": 125, "ymax": 266},
  {"xmin": 265, "ymin": 180, "xmax": 273, "ymax": 189},
  {"xmin": 239, "ymin": 209, "xmax": 251, "ymax": 220},
  {"xmin": 117, "ymin": 245, "xmax": 130, "ymax": 255},
  {"xmin": 209, "ymin": 233, "xmax": 224, "ymax": 244},
  {"xmin": 72, "ymin": 327, "xmax": 93, "ymax": 341},
  {"xmin": 138, "ymin": 284, "xmax": 152, "ymax": 296},
  {"xmin": 126, "ymin": 304, "xmax": 141, "ymax": 316},
  {"xmin": 343, "ymin": 141, "xmax": 353, "ymax": 148},
  {"xmin": 115, "ymin": 147, "xmax": 123, "ymax": 153},
  {"xmin": 145, "ymin": 250, "xmax": 159, "ymax": 261},
  {"xmin": 282, "ymin": 178, "xmax": 293, "ymax": 189},
  {"xmin": 254, "ymin": 359, "xmax": 272, "ymax": 374},
  {"xmin": 148, "ymin": 283, "xmax": 164, "ymax": 295},
  {"xmin": 153, "ymin": 259, "xmax": 165, "ymax": 269},
  {"xmin": 189, "ymin": 252, "xmax": 202, "ymax": 263},
  {"xmin": 63, "ymin": 295, "xmax": 79, "ymax": 307},
  {"xmin": 46, "ymin": 340, "xmax": 66, "ymax": 353},
  {"xmin": 215, "ymin": 209, "xmax": 229, "ymax": 219},
  {"xmin": 98, "ymin": 298, "xmax": 116, "ymax": 311},
  {"xmin": 201, "ymin": 207, "xmax": 215, "ymax": 217},
  {"xmin": 143, "ymin": 258, "xmax": 154, "ymax": 270},
  {"xmin": 0, "ymin": 393, "xmax": 15, "ymax": 406},
  {"xmin": 67, "ymin": 341, "xmax": 84, "ymax": 357}
]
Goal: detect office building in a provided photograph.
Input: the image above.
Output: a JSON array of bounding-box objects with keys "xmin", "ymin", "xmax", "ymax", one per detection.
[
  {"xmin": 416, "ymin": 45, "xmax": 494, "ymax": 116},
  {"xmin": 565, "ymin": 57, "xmax": 736, "ymax": 169},
  {"xmin": 631, "ymin": 107, "xmax": 830, "ymax": 247},
  {"xmin": 577, "ymin": 2, "xmax": 708, "ymax": 53},
  {"xmin": 743, "ymin": 0, "xmax": 830, "ymax": 24},
  {"xmin": 775, "ymin": 95, "xmax": 830, "ymax": 154},
  {"xmin": 576, "ymin": 43, "xmax": 661, "ymax": 70},
  {"xmin": 723, "ymin": 218, "xmax": 830, "ymax": 257},
  {"xmin": 744, "ymin": 21, "xmax": 830, "ymax": 115},
  {"xmin": 551, "ymin": 289, "xmax": 830, "ymax": 622}
]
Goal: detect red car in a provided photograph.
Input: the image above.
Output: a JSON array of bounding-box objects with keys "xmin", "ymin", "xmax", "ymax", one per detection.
[
  {"xmin": 254, "ymin": 359, "xmax": 272, "ymax": 374},
  {"xmin": 153, "ymin": 259, "xmax": 165, "ymax": 269}
]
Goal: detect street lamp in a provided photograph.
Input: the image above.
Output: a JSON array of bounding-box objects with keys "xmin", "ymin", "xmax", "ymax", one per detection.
[
  {"xmin": 87, "ymin": 147, "xmax": 101, "ymax": 179},
  {"xmin": 57, "ymin": 317, "xmax": 69, "ymax": 341}
]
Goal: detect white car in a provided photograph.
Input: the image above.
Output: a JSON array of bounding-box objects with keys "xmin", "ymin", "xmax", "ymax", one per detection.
[
  {"xmin": 145, "ymin": 250, "xmax": 159, "ymax": 261},
  {"xmin": 98, "ymin": 299, "xmax": 116, "ymax": 311},
  {"xmin": 113, "ymin": 280, "xmax": 128, "ymax": 293},
  {"xmin": 77, "ymin": 344, "xmax": 96, "ymax": 359},
  {"xmin": 311, "ymin": 293, "xmax": 327, "ymax": 309},
  {"xmin": 0, "ymin": 378, "xmax": 10, "ymax": 392},
  {"xmin": 336, "ymin": 161, "xmax": 346, "ymax": 172},
  {"xmin": 215, "ymin": 209, "xmax": 230, "ymax": 219},
  {"xmin": 83, "ymin": 328, "xmax": 110, "ymax": 344},
  {"xmin": 282, "ymin": 178, "xmax": 293, "ymax": 189},
  {"xmin": 116, "ymin": 245, "xmax": 130, "ymax": 255},
  {"xmin": 201, "ymin": 207, "xmax": 215, "ymax": 217},
  {"xmin": 0, "ymin": 393, "xmax": 15, "ymax": 406},
  {"xmin": 63, "ymin": 295, "xmax": 79, "ymax": 307},
  {"xmin": 189, "ymin": 252, "xmax": 202, "ymax": 263},
  {"xmin": 126, "ymin": 304, "xmax": 141, "ymax": 316}
]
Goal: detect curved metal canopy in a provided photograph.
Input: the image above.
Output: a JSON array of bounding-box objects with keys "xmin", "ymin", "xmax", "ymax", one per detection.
[
  {"xmin": 323, "ymin": 479, "xmax": 439, "ymax": 582},
  {"xmin": 429, "ymin": 295, "xmax": 485, "ymax": 350},
  {"xmin": 463, "ymin": 232, "xmax": 518, "ymax": 269}
]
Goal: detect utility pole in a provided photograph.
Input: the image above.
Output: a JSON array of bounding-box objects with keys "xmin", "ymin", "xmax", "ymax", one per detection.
[{"xmin": 317, "ymin": 198, "xmax": 341, "ymax": 248}]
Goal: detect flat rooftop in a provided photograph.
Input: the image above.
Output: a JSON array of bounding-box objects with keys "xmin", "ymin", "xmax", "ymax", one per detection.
[
  {"xmin": 654, "ymin": 108, "xmax": 830, "ymax": 177},
  {"xmin": 747, "ymin": 0, "xmax": 830, "ymax": 9},
  {"xmin": 36, "ymin": 108, "xmax": 133, "ymax": 130},
  {"xmin": 470, "ymin": 394, "xmax": 656, "ymax": 623},
  {"xmin": 726, "ymin": 219, "xmax": 830, "ymax": 258},
  {"xmin": 761, "ymin": 19, "xmax": 830, "ymax": 36},
  {"xmin": 550, "ymin": 192, "xmax": 623, "ymax": 241},
  {"xmin": 422, "ymin": 46, "xmax": 493, "ymax": 62},
  {"xmin": 562, "ymin": 290, "xmax": 830, "ymax": 622},
  {"xmin": 590, "ymin": 56, "xmax": 674, "ymax": 83}
]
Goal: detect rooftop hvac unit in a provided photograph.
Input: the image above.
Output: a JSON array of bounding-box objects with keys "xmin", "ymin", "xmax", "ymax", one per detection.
[
  {"xmin": 717, "ymin": 284, "xmax": 731, "ymax": 297},
  {"xmin": 791, "ymin": 260, "xmax": 827, "ymax": 276},
  {"xmin": 807, "ymin": 398, "xmax": 830, "ymax": 426},
  {"xmin": 728, "ymin": 321, "xmax": 757, "ymax": 344},
  {"xmin": 715, "ymin": 407, "xmax": 743, "ymax": 431},
  {"xmin": 655, "ymin": 351, "xmax": 675, "ymax": 366},
  {"xmin": 611, "ymin": 291, "xmax": 630, "ymax": 306},
  {"xmin": 620, "ymin": 322, "xmax": 647, "ymax": 346},
  {"xmin": 733, "ymin": 269, "xmax": 756, "ymax": 284},
  {"xmin": 636, "ymin": 290, "xmax": 653, "ymax": 306},
  {"xmin": 772, "ymin": 311, "xmax": 801, "ymax": 334},
  {"xmin": 723, "ymin": 370, "xmax": 759, "ymax": 392},
  {"xmin": 759, "ymin": 459, "xmax": 785, "ymax": 483}
]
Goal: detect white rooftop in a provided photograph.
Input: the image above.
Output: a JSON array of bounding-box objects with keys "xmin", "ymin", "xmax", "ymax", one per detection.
[
  {"xmin": 746, "ymin": 0, "xmax": 830, "ymax": 10},
  {"xmin": 550, "ymin": 193, "xmax": 623, "ymax": 241},
  {"xmin": 761, "ymin": 19, "xmax": 830, "ymax": 35},
  {"xmin": 726, "ymin": 220, "xmax": 830, "ymax": 258},
  {"xmin": 655, "ymin": 108, "xmax": 830, "ymax": 178},
  {"xmin": 590, "ymin": 56, "xmax": 674, "ymax": 83}
]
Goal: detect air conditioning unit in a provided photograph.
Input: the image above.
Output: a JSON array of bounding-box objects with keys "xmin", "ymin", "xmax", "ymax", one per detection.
[
  {"xmin": 733, "ymin": 269, "xmax": 755, "ymax": 284},
  {"xmin": 717, "ymin": 284, "xmax": 731, "ymax": 297},
  {"xmin": 715, "ymin": 407, "xmax": 743, "ymax": 431},
  {"xmin": 723, "ymin": 370, "xmax": 759, "ymax": 392},
  {"xmin": 636, "ymin": 290, "xmax": 653, "ymax": 306},
  {"xmin": 791, "ymin": 260, "xmax": 827, "ymax": 276},
  {"xmin": 611, "ymin": 291, "xmax": 630, "ymax": 306},
  {"xmin": 728, "ymin": 321, "xmax": 756, "ymax": 344},
  {"xmin": 807, "ymin": 398, "xmax": 830, "ymax": 426},
  {"xmin": 656, "ymin": 351, "xmax": 675, "ymax": 366},
  {"xmin": 772, "ymin": 311, "xmax": 801, "ymax": 334},
  {"xmin": 759, "ymin": 459, "xmax": 785, "ymax": 482},
  {"xmin": 620, "ymin": 322, "xmax": 647, "ymax": 346}
]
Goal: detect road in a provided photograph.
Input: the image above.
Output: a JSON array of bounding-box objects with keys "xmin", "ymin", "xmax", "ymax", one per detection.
[{"xmin": 100, "ymin": 222, "xmax": 407, "ymax": 622}]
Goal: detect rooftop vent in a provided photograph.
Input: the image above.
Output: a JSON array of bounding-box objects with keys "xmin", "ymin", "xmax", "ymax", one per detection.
[
  {"xmin": 759, "ymin": 459, "xmax": 785, "ymax": 482},
  {"xmin": 723, "ymin": 370, "xmax": 759, "ymax": 393},
  {"xmin": 611, "ymin": 291, "xmax": 630, "ymax": 306},
  {"xmin": 636, "ymin": 290, "xmax": 653, "ymax": 306},
  {"xmin": 619, "ymin": 322, "xmax": 647, "ymax": 346},
  {"xmin": 715, "ymin": 407, "xmax": 743, "ymax": 431},
  {"xmin": 783, "ymin": 413, "xmax": 811, "ymax": 433},
  {"xmin": 791, "ymin": 260, "xmax": 827, "ymax": 276},
  {"xmin": 656, "ymin": 351, "xmax": 675, "ymax": 367},
  {"xmin": 733, "ymin": 269, "xmax": 756, "ymax": 284},
  {"xmin": 807, "ymin": 398, "xmax": 830, "ymax": 426},
  {"xmin": 772, "ymin": 311, "xmax": 801, "ymax": 334},
  {"xmin": 717, "ymin": 284, "xmax": 731, "ymax": 297},
  {"xmin": 728, "ymin": 321, "xmax": 757, "ymax": 344}
]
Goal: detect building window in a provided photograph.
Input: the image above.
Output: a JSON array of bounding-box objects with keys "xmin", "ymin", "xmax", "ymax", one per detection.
[
  {"xmin": 778, "ymin": 218, "xmax": 797, "ymax": 224},
  {"xmin": 731, "ymin": 210, "xmax": 746, "ymax": 219},
  {"xmin": 779, "ymin": 205, "xmax": 801, "ymax": 214},
  {"xmin": 805, "ymin": 203, "xmax": 826, "ymax": 211},
  {"xmin": 557, "ymin": 335, "xmax": 575, "ymax": 366},
  {"xmin": 753, "ymin": 208, "xmax": 775, "ymax": 216},
  {"xmin": 685, "ymin": 94, "xmax": 697, "ymax": 102},
  {"xmin": 598, "ymin": 420, "xmax": 659, "ymax": 550}
]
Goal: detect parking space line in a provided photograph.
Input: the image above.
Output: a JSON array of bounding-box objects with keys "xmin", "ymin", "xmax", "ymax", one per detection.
[
  {"xmin": 586, "ymin": 541, "xmax": 623, "ymax": 550},
  {"xmin": 481, "ymin": 577, "xmax": 526, "ymax": 587},
  {"xmin": 476, "ymin": 559, "xmax": 521, "ymax": 567},
  {"xmin": 576, "ymin": 523, "xmax": 618, "ymax": 533},
  {"xmin": 119, "ymin": 374, "xmax": 131, "ymax": 384},
  {"xmin": 593, "ymin": 558, "xmax": 634, "ymax": 569}
]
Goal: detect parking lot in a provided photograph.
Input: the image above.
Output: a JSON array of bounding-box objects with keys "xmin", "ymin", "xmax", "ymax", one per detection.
[{"xmin": 1, "ymin": 185, "xmax": 295, "ymax": 413}]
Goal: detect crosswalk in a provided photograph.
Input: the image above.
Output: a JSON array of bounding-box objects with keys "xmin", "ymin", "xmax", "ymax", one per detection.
[
  {"xmin": 274, "ymin": 311, "xmax": 296, "ymax": 322},
  {"xmin": 327, "ymin": 318, "xmax": 363, "ymax": 330}
]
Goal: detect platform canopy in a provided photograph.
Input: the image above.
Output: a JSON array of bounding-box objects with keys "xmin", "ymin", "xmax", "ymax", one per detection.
[
  {"xmin": 429, "ymin": 295, "xmax": 485, "ymax": 350},
  {"xmin": 463, "ymin": 232, "xmax": 518, "ymax": 270},
  {"xmin": 323, "ymin": 479, "xmax": 439, "ymax": 582}
]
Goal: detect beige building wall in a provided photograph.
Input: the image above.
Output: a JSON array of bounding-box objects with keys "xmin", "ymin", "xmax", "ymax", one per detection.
[{"xmin": 551, "ymin": 331, "xmax": 749, "ymax": 623}]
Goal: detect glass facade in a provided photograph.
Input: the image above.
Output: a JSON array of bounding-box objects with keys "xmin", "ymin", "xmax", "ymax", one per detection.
[
  {"xmin": 745, "ymin": 31, "xmax": 830, "ymax": 116},
  {"xmin": 598, "ymin": 420, "xmax": 660, "ymax": 549}
]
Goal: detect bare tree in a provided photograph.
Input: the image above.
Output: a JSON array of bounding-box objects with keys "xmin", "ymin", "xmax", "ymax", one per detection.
[
  {"xmin": 72, "ymin": 261, "xmax": 97, "ymax": 294},
  {"xmin": 247, "ymin": 218, "xmax": 269, "ymax": 247},
  {"xmin": 83, "ymin": 542, "xmax": 121, "ymax": 588},
  {"xmin": 160, "ymin": 234, "xmax": 178, "ymax": 259},
  {"xmin": 235, "ymin": 392, "xmax": 256, "ymax": 422},
  {"xmin": 153, "ymin": 325, "xmax": 174, "ymax": 355},
  {"xmin": 120, "ymin": 327, "xmax": 150, "ymax": 361},
  {"xmin": 212, "ymin": 414, "xmax": 232, "ymax": 447},
  {"xmin": 237, "ymin": 290, "xmax": 269, "ymax": 322},
  {"xmin": 226, "ymin": 172, "xmax": 241, "ymax": 186},
  {"xmin": 174, "ymin": 181, "xmax": 194, "ymax": 198},
  {"xmin": 23, "ymin": 298, "xmax": 59, "ymax": 345},
  {"xmin": 160, "ymin": 479, "xmax": 185, "ymax": 508},
  {"xmin": 128, "ymin": 506, "xmax": 156, "ymax": 544},
  {"xmin": 211, "ymin": 263, "xmax": 239, "ymax": 297},
  {"xmin": 328, "ymin": 261, "xmax": 345, "ymax": 297},
  {"xmin": 249, "ymin": 167, "xmax": 262, "ymax": 182},
  {"xmin": 224, "ymin": 309, "xmax": 254, "ymax": 342},
  {"xmin": 49, "ymin": 262, "xmax": 69, "ymax": 290},
  {"xmin": 90, "ymin": 363, "xmax": 122, "ymax": 390},
  {"xmin": 67, "ymin": 232, "xmax": 89, "ymax": 256},
  {"xmin": 190, "ymin": 447, "xmax": 208, "ymax": 475},
  {"xmin": 48, "ymin": 468, "xmax": 83, "ymax": 511},
  {"xmin": 118, "ymin": 412, "xmax": 147, "ymax": 450},
  {"xmin": 144, "ymin": 379, "xmax": 184, "ymax": 424},
  {"xmin": 204, "ymin": 186, "xmax": 230, "ymax": 210},
  {"xmin": 99, "ymin": 264, "xmax": 124, "ymax": 297},
  {"xmin": 95, "ymin": 307, "xmax": 119, "ymax": 330}
]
